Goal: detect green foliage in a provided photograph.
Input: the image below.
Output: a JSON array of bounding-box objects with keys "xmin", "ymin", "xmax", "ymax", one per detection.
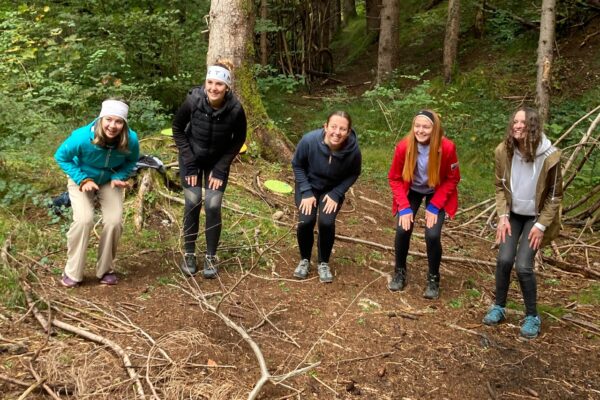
[
  {"xmin": 0, "ymin": 265, "xmax": 25, "ymax": 309},
  {"xmin": 571, "ymin": 284, "xmax": 600, "ymax": 305},
  {"xmin": 255, "ymin": 64, "xmax": 305, "ymax": 94}
]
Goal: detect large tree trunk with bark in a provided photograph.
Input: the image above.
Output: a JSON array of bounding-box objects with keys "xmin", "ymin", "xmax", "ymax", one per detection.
[
  {"xmin": 535, "ymin": 0, "xmax": 557, "ymax": 127},
  {"xmin": 443, "ymin": 0, "xmax": 460, "ymax": 84},
  {"xmin": 376, "ymin": 0, "xmax": 400, "ymax": 84},
  {"xmin": 366, "ymin": 0, "xmax": 382, "ymax": 35},
  {"xmin": 343, "ymin": 0, "xmax": 357, "ymax": 24},
  {"xmin": 207, "ymin": 0, "xmax": 294, "ymax": 162}
]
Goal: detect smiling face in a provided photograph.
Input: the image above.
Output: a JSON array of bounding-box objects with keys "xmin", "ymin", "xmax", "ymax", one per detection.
[
  {"xmin": 413, "ymin": 115, "xmax": 434, "ymax": 145},
  {"xmin": 511, "ymin": 110, "xmax": 527, "ymax": 143},
  {"xmin": 101, "ymin": 116, "xmax": 125, "ymax": 140},
  {"xmin": 323, "ymin": 115, "xmax": 351, "ymax": 150},
  {"xmin": 205, "ymin": 78, "xmax": 228, "ymax": 107}
]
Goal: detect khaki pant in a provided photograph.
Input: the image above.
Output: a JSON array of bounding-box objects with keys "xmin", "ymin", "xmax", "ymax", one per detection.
[{"xmin": 64, "ymin": 179, "xmax": 123, "ymax": 282}]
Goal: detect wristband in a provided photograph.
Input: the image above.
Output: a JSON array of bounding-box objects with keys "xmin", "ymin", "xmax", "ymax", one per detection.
[
  {"xmin": 426, "ymin": 204, "xmax": 439, "ymax": 215},
  {"xmin": 397, "ymin": 208, "xmax": 412, "ymax": 217}
]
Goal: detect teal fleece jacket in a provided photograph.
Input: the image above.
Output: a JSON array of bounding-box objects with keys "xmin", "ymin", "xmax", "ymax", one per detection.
[{"xmin": 54, "ymin": 120, "xmax": 140, "ymax": 185}]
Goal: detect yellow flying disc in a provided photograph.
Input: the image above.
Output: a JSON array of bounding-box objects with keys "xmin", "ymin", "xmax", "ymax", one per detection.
[
  {"xmin": 264, "ymin": 180, "xmax": 293, "ymax": 194},
  {"xmin": 160, "ymin": 128, "xmax": 173, "ymax": 136}
]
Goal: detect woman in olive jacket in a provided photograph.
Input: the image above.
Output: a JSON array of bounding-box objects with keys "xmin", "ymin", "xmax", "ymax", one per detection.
[{"xmin": 483, "ymin": 106, "xmax": 562, "ymax": 339}]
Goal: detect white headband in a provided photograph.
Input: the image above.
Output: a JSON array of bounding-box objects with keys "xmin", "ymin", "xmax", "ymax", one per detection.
[
  {"xmin": 99, "ymin": 100, "xmax": 129, "ymax": 122},
  {"xmin": 206, "ymin": 65, "xmax": 232, "ymax": 87}
]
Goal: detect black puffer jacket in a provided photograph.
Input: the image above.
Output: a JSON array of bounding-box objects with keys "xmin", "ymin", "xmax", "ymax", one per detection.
[{"xmin": 172, "ymin": 86, "xmax": 247, "ymax": 180}]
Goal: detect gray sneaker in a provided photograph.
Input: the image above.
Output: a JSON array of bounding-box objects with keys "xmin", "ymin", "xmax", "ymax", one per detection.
[
  {"xmin": 203, "ymin": 255, "xmax": 218, "ymax": 279},
  {"xmin": 180, "ymin": 253, "xmax": 197, "ymax": 277},
  {"xmin": 317, "ymin": 262, "xmax": 333, "ymax": 283},
  {"xmin": 294, "ymin": 259, "xmax": 310, "ymax": 279}
]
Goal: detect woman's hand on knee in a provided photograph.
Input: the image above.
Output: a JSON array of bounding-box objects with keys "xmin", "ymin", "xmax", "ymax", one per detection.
[
  {"xmin": 299, "ymin": 196, "xmax": 316, "ymax": 215},
  {"xmin": 425, "ymin": 210, "xmax": 438, "ymax": 229},
  {"xmin": 81, "ymin": 180, "xmax": 99, "ymax": 192},
  {"xmin": 208, "ymin": 172, "xmax": 223, "ymax": 190},
  {"xmin": 398, "ymin": 213, "xmax": 413, "ymax": 231},
  {"xmin": 528, "ymin": 226, "xmax": 544, "ymax": 250},
  {"xmin": 111, "ymin": 179, "xmax": 130, "ymax": 189},
  {"xmin": 322, "ymin": 195, "xmax": 338, "ymax": 214},
  {"xmin": 496, "ymin": 216, "xmax": 511, "ymax": 244},
  {"xmin": 185, "ymin": 175, "xmax": 198, "ymax": 187}
]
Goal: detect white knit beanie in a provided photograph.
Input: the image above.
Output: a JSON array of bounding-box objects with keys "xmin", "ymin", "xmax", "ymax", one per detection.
[{"xmin": 99, "ymin": 100, "xmax": 129, "ymax": 122}]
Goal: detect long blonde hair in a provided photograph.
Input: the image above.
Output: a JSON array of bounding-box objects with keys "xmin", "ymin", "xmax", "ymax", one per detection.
[{"xmin": 401, "ymin": 109, "xmax": 444, "ymax": 187}]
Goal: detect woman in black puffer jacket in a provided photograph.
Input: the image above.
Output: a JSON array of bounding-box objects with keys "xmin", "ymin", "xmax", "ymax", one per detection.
[{"xmin": 172, "ymin": 59, "xmax": 247, "ymax": 278}]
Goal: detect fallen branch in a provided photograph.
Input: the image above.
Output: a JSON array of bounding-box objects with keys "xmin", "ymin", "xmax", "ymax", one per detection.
[
  {"xmin": 335, "ymin": 234, "xmax": 497, "ymax": 267},
  {"xmin": 134, "ymin": 170, "xmax": 153, "ymax": 231},
  {"xmin": 542, "ymin": 256, "xmax": 600, "ymax": 279},
  {"xmin": 22, "ymin": 287, "xmax": 146, "ymax": 399}
]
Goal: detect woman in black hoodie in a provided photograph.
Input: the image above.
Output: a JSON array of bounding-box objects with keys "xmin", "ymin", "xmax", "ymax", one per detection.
[
  {"xmin": 291, "ymin": 111, "xmax": 362, "ymax": 283},
  {"xmin": 172, "ymin": 59, "xmax": 247, "ymax": 278}
]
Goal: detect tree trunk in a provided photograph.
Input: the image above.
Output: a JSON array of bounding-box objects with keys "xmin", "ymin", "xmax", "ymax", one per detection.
[
  {"xmin": 343, "ymin": 0, "xmax": 357, "ymax": 24},
  {"xmin": 366, "ymin": 0, "xmax": 382, "ymax": 35},
  {"xmin": 535, "ymin": 0, "xmax": 557, "ymax": 127},
  {"xmin": 260, "ymin": 0, "xmax": 268, "ymax": 66},
  {"xmin": 207, "ymin": 0, "xmax": 294, "ymax": 163},
  {"xmin": 443, "ymin": 0, "xmax": 460, "ymax": 84},
  {"xmin": 376, "ymin": 0, "xmax": 400, "ymax": 84},
  {"xmin": 332, "ymin": 0, "xmax": 342, "ymax": 37}
]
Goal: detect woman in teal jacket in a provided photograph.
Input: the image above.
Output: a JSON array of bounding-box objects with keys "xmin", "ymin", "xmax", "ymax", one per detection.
[{"xmin": 54, "ymin": 99, "xmax": 139, "ymax": 287}]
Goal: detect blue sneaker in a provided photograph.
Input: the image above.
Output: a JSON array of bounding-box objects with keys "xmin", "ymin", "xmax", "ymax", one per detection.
[
  {"xmin": 520, "ymin": 315, "xmax": 541, "ymax": 339},
  {"xmin": 482, "ymin": 305, "xmax": 506, "ymax": 326}
]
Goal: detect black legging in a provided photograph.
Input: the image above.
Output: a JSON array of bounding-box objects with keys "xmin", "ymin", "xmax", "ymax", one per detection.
[
  {"xmin": 394, "ymin": 190, "xmax": 445, "ymax": 276},
  {"xmin": 495, "ymin": 212, "xmax": 538, "ymax": 316},
  {"xmin": 182, "ymin": 167, "xmax": 227, "ymax": 256},
  {"xmin": 295, "ymin": 189, "xmax": 344, "ymax": 263}
]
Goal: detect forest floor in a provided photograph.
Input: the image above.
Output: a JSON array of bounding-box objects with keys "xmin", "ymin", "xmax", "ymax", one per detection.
[{"xmin": 1, "ymin": 161, "xmax": 599, "ymax": 399}]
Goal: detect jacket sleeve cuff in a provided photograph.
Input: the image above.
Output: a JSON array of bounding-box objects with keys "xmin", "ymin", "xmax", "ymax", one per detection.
[
  {"xmin": 426, "ymin": 204, "xmax": 439, "ymax": 215},
  {"xmin": 397, "ymin": 207, "xmax": 412, "ymax": 216},
  {"xmin": 534, "ymin": 222, "xmax": 546, "ymax": 232}
]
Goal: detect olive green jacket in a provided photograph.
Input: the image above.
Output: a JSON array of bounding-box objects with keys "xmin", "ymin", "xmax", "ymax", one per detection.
[{"xmin": 494, "ymin": 142, "xmax": 563, "ymax": 247}]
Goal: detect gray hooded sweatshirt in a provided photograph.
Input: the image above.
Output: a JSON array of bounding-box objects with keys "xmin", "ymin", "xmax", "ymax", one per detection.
[{"xmin": 510, "ymin": 135, "xmax": 557, "ymax": 224}]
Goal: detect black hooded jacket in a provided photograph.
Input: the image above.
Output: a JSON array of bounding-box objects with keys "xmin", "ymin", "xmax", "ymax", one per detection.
[
  {"xmin": 172, "ymin": 86, "xmax": 247, "ymax": 180},
  {"xmin": 292, "ymin": 128, "xmax": 362, "ymax": 202}
]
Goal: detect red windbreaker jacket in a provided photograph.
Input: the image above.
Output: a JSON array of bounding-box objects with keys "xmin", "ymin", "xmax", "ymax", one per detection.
[{"xmin": 388, "ymin": 137, "xmax": 461, "ymax": 218}]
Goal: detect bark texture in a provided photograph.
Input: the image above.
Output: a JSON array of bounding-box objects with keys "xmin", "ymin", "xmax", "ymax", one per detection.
[
  {"xmin": 376, "ymin": 0, "xmax": 400, "ymax": 84},
  {"xmin": 443, "ymin": 0, "xmax": 460, "ymax": 83},
  {"xmin": 535, "ymin": 0, "xmax": 557, "ymax": 126}
]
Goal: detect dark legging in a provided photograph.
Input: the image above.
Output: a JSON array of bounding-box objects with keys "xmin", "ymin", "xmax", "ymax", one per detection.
[
  {"xmin": 495, "ymin": 212, "xmax": 538, "ymax": 316},
  {"xmin": 395, "ymin": 190, "xmax": 445, "ymax": 276},
  {"xmin": 295, "ymin": 189, "xmax": 344, "ymax": 263},
  {"xmin": 182, "ymin": 168, "xmax": 227, "ymax": 256}
]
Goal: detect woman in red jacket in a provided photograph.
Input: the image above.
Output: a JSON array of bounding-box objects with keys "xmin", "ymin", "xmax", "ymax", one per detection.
[{"xmin": 388, "ymin": 110, "xmax": 460, "ymax": 299}]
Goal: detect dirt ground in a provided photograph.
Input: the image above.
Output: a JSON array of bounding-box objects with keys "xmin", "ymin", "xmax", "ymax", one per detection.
[{"xmin": 1, "ymin": 163, "xmax": 599, "ymax": 399}]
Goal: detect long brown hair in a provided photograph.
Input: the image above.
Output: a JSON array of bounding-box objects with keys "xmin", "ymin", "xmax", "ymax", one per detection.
[
  {"xmin": 504, "ymin": 106, "xmax": 541, "ymax": 162},
  {"xmin": 92, "ymin": 117, "xmax": 130, "ymax": 152},
  {"xmin": 401, "ymin": 109, "xmax": 444, "ymax": 187}
]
